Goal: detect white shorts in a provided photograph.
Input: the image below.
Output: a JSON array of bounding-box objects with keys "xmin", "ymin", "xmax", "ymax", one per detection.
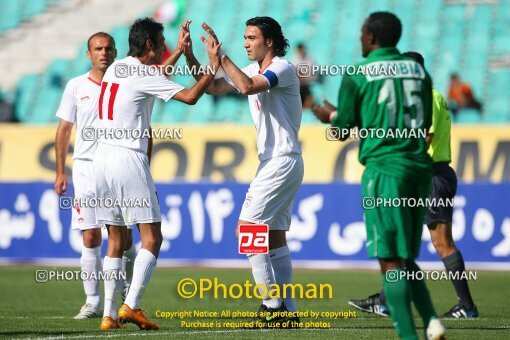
[
  {"xmin": 93, "ymin": 143, "xmax": 161, "ymax": 226},
  {"xmin": 72, "ymin": 160, "xmax": 102, "ymax": 230},
  {"xmin": 239, "ymin": 154, "xmax": 304, "ymax": 231}
]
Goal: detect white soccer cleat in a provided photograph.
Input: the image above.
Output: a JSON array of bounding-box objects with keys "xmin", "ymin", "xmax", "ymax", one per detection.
[
  {"xmin": 74, "ymin": 303, "xmax": 102, "ymax": 319},
  {"xmin": 426, "ymin": 318, "xmax": 446, "ymax": 340}
]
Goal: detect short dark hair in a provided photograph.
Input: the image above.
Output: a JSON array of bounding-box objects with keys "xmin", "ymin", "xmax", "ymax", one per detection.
[
  {"xmin": 246, "ymin": 16, "xmax": 289, "ymax": 57},
  {"xmin": 87, "ymin": 32, "xmax": 115, "ymax": 51},
  {"xmin": 366, "ymin": 12, "xmax": 402, "ymax": 47},
  {"xmin": 128, "ymin": 17, "xmax": 164, "ymax": 57},
  {"xmin": 402, "ymin": 51, "xmax": 425, "ymax": 67}
]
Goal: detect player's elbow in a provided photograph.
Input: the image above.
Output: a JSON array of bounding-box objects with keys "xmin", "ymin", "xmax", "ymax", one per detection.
[
  {"xmin": 181, "ymin": 94, "xmax": 200, "ymax": 105},
  {"xmin": 186, "ymin": 96, "xmax": 199, "ymax": 105},
  {"xmin": 239, "ymin": 87, "xmax": 256, "ymax": 96},
  {"xmin": 240, "ymin": 84, "xmax": 262, "ymax": 95},
  {"xmin": 238, "ymin": 85, "xmax": 253, "ymax": 95}
]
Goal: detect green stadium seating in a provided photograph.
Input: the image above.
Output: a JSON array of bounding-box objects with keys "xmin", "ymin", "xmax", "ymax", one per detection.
[
  {"xmin": 10, "ymin": 0, "xmax": 510, "ymax": 124},
  {"xmin": 0, "ymin": 0, "xmax": 60, "ymax": 33}
]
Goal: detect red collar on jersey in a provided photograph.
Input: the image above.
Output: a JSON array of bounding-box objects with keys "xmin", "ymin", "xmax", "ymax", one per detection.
[
  {"xmin": 88, "ymin": 77, "xmax": 101, "ymax": 86},
  {"xmin": 258, "ymin": 61, "xmax": 273, "ymax": 74}
]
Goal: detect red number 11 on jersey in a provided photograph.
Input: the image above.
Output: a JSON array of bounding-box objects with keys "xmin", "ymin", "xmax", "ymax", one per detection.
[{"xmin": 98, "ymin": 82, "xmax": 119, "ymax": 120}]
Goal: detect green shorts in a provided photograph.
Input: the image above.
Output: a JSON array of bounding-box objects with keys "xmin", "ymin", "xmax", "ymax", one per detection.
[{"xmin": 362, "ymin": 167, "xmax": 431, "ymax": 260}]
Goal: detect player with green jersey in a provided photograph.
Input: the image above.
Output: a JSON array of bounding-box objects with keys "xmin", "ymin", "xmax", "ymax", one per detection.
[
  {"xmin": 313, "ymin": 12, "xmax": 446, "ymax": 340},
  {"xmin": 347, "ymin": 52, "xmax": 478, "ymax": 321}
]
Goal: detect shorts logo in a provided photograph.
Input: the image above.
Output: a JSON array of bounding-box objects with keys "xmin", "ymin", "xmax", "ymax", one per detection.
[{"xmin": 238, "ymin": 224, "xmax": 269, "ymax": 254}]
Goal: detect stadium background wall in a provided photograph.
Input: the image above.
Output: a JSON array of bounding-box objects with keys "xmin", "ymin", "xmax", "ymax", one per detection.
[
  {"xmin": 0, "ymin": 125, "xmax": 509, "ymax": 183},
  {"xmin": 1, "ymin": 125, "xmax": 508, "ymax": 267}
]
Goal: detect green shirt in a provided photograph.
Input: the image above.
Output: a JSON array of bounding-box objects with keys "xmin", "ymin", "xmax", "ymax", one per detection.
[
  {"xmin": 332, "ymin": 47, "xmax": 433, "ymax": 182},
  {"xmin": 428, "ymin": 88, "xmax": 451, "ymax": 163}
]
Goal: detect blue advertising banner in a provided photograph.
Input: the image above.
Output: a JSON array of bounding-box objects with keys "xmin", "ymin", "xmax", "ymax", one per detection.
[{"xmin": 1, "ymin": 182, "xmax": 509, "ymax": 267}]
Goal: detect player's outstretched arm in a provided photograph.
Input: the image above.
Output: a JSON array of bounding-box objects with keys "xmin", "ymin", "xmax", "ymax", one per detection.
[
  {"xmin": 182, "ymin": 21, "xmax": 234, "ymax": 95},
  {"xmin": 172, "ymin": 25, "xmax": 221, "ymax": 104},
  {"xmin": 219, "ymin": 54, "xmax": 270, "ymax": 95},
  {"xmin": 54, "ymin": 119, "xmax": 73, "ymax": 195},
  {"xmin": 201, "ymin": 22, "xmax": 270, "ymax": 95}
]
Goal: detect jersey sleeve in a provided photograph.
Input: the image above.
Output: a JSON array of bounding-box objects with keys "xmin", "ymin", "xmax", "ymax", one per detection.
[
  {"xmin": 142, "ymin": 70, "xmax": 185, "ymax": 102},
  {"xmin": 259, "ymin": 61, "xmax": 294, "ymax": 88},
  {"xmin": 332, "ymin": 75, "xmax": 360, "ymax": 129},
  {"xmin": 55, "ymin": 79, "xmax": 77, "ymax": 123},
  {"xmin": 429, "ymin": 90, "xmax": 443, "ymax": 134}
]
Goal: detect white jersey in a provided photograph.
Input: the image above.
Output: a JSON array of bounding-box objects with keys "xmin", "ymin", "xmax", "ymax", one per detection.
[
  {"xmin": 97, "ymin": 56, "xmax": 184, "ymax": 153},
  {"xmin": 227, "ymin": 57, "xmax": 302, "ymax": 161},
  {"xmin": 56, "ymin": 72, "xmax": 102, "ymax": 161}
]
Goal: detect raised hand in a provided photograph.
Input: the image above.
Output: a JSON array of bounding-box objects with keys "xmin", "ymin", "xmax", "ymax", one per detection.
[
  {"xmin": 177, "ymin": 20, "xmax": 192, "ymax": 55},
  {"xmin": 200, "ymin": 22, "xmax": 222, "ymax": 69},
  {"xmin": 201, "ymin": 22, "xmax": 220, "ymax": 46}
]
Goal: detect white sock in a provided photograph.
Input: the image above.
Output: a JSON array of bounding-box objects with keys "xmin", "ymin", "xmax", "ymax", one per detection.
[
  {"xmin": 122, "ymin": 243, "xmax": 136, "ymax": 290},
  {"xmin": 270, "ymin": 246, "xmax": 297, "ymax": 312},
  {"xmin": 124, "ymin": 248, "xmax": 157, "ymax": 310},
  {"xmin": 103, "ymin": 256, "xmax": 123, "ymax": 318},
  {"xmin": 81, "ymin": 246, "xmax": 102, "ymax": 307},
  {"xmin": 248, "ymin": 253, "xmax": 281, "ymax": 309}
]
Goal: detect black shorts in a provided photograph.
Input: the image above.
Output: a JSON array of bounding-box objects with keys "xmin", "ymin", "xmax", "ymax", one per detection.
[{"xmin": 425, "ymin": 162, "xmax": 457, "ymax": 226}]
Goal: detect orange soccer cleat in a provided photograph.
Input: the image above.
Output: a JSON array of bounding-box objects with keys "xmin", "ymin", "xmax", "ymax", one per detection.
[
  {"xmin": 117, "ymin": 304, "xmax": 159, "ymax": 330},
  {"xmin": 100, "ymin": 316, "xmax": 123, "ymax": 330}
]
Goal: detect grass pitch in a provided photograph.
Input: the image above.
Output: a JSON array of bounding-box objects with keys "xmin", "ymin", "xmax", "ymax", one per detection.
[{"xmin": 0, "ymin": 266, "xmax": 508, "ymax": 339}]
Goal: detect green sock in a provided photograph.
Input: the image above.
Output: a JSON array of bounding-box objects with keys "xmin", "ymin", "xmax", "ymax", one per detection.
[
  {"xmin": 383, "ymin": 269, "xmax": 417, "ymax": 340},
  {"xmin": 405, "ymin": 260, "xmax": 437, "ymax": 327}
]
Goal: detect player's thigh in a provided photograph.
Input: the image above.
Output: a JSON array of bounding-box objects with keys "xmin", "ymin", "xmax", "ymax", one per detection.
[
  {"xmin": 240, "ymin": 155, "xmax": 303, "ymax": 231},
  {"xmin": 93, "ymin": 146, "xmax": 123, "ymax": 224},
  {"xmin": 270, "ymin": 157, "xmax": 303, "ymax": 231},
  {"xmin": 425, "ymin": 164, "xmax": 457, "ymax": 226},
  {"xmin": 72, "ymin": 160, "xmax": 102, "ymax": 230},
  {"xmin": 118, "ymin": 150, "xmax": 161, "ymax": 224},
  {"xmin": 94, "ymin": 144, "xmax": 161, "ymax": 225},
  {"xmin": 407, "ymin": 180, "xmax": 432, "ymax": 259},
  {"xmin": 362, "ymin": 169, "xmax": 415, "ymax": 259}
]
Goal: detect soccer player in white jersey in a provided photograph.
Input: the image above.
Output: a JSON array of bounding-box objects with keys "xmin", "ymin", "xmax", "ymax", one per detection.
[
  {"xmin": 183, "ymin": 18, "xmax": 304, "ymax": 324},
  {"xmin": 54, "ymin": 32, "xmax": 137, "ymax": 320},
  {"xmin": 93, "ymin": 18, "xmax": 221, "ymax": 330}
]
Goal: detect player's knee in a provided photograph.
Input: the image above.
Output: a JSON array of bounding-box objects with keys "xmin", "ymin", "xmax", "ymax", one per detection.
[
  {"xmin": 125, "ymin": 234, "xmax": 133, "ymax": 250},
  {"xmin": 144, "ymin": 232, "xmax": 162, "ymax": 250},
  {"xmin": 432, "ymin": 238, "xmax": 457, "ymax": 258},
  {"xmin": 82, "ymin": 229, "xmax": 101, "ymax": 248},
  {"xmin": 436, "ymin": 243, "xmax": 457, "ymax": 258},
  {"xmin": 154, "ymin": 233, "xmax": 163, "ymax": 249}
]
